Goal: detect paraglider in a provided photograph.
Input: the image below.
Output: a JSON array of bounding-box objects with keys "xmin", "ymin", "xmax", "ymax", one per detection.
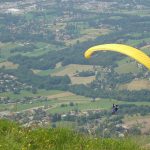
[
  {"xmin": 112, "ymin": 104, "xmax": 119, "ymax": 115},
  {"xmin": 84, "ymin": 44, "xmax": 150, "ymax": 115},
  {"xmin": 84, "ymin": 44, "xmax": 150, "ymax": 70}
]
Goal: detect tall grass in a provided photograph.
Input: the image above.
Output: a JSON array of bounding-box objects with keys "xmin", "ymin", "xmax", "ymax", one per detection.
[{"xmin": 0, "ymin": 119, "xmax": 144, "ymax": 150}]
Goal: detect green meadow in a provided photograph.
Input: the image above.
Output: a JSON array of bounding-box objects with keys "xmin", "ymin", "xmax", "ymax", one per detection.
[
  {"xmin": 0, "ymin": 119, "xmax": 145, "ymax": 150},
  {"xmin": 0, "ymin": 89, "xmax": 62, "ymax": 100}
]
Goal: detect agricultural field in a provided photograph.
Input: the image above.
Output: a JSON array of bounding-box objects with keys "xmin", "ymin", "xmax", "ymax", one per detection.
[
  {"xmin": 32, "ymin": 66, "xmax": 66, "ymax": 76},
  {"xmin": 115, "ymin": 61, "xmax": 140, "ymax": 74},
  {"xmin": 0, "ymin": 42, "xmax": 64, "ymax": 62},
  {"xmin": 0, "ymin": 61, "xmax": 18, "ymax": 69},
  {"xmin": 51, "ymin": 64, "xmax": 94, "ymax": 76},
  {"xmin": 51, "ymin": 64, "xmax": 96, "ymax": 84},
  {"xmin": 0, "ymin": 89, "xmax": 62, "ymax": 100},
  {"xmin": 0, "ymin": 42, "xmax": 19, "ymax": 62},
  {"xmin": 34, "ymin": 64, "xmax": 96, "ymax": 84},
  {"xmin": 47, "ymin": 98, "xmax": 150, "ymax": 114},
  {"xmin": 0, "ymin": 89, "xmax": 90, "ymax": 112},
  {"xmin": 120, "ymin": 79, "xmax": 150, "ymax": 91},
  {"xmin": 65, "ymin": 27, "xmax": 111, "ymax": 46},
  {"xmin": 1, "ymin": 87, "xmax": 150, "ymax": 113}
]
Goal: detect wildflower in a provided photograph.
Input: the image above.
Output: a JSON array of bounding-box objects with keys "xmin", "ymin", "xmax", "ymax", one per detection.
[{"xmin": 19, "ymin": 130, "xmax": 22, "ymax": 134}]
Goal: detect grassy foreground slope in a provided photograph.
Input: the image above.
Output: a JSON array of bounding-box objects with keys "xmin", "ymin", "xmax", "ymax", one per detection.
[{"xmin": 0, "ymin": 120, "xmax": 144, "ymax": 150}]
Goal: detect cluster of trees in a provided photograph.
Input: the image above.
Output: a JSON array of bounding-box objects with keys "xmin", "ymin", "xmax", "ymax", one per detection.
[
  {"xmin": 119, "ymin": 104, "xmax": 150, "ymax": 116},
  {"xmin": 76, "ymin": 71, "xmax": 95, "ymax": 77},
  {"xmin": 8, "ymin": 50, "xmax": 65, "ymax": 70},
  {"xmin": 61, "ymin": 102, "xmax": 76, "ymax": 107},
  {"xmin": 0, "ymin": 11, "xmax": 57, "ymax": 43},
  {"xmin": 87, "ymin": 13, "xmax": 150, "ymax": 46},
  {"xmin": 1, "ymin": 27, "xmax": 55, "ymax": 43},
  {"xmin": 65, "ymin": 23, "xmax": 79, "ymax": 38},
  {"xmin": 93, "ymin": 71, "xmax": 136, "ymax": 88},
  {"xmin": 0, "ymin": 67, "xmax": 71, "ymax": 91},
  {"xmin": 69, "ymin": 84, "xmax": 150, "ymax": 102}
]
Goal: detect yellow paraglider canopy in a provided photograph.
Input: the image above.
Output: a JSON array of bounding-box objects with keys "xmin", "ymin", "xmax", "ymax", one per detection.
[{"xmin": 84, "ymin": 44, "xmax": 150, "ymax": 70}]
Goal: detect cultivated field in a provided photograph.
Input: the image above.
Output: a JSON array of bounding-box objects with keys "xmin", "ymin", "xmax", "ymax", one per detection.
[
  {"xmin": 0, "ymin": 61, "xmax": 18, "ymax": 69},
  {"xmin": 65, "ymin": 28, "xmax": 110, "ymax": 46},
  {"xmin": 120, "ymin": 79, "xmax": 150, "ymax": 91},
  {"xmin": 0, "ymin": 89, "xmax": 63, "ymax": 100},
  {"xmin": 51, "ymin": 64, "xmax": 96, "ymax": 84},
  {"xmin": 35, "ymin": 64, "xmax": 96, "ymax": 85}
]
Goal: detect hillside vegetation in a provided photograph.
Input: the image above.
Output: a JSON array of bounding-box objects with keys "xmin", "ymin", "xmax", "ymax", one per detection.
[
  {"xmin": 0, "ymin": 119, "xmax": 144, "ymax": 150},
  {"xmin": 0, "ymin": 0, "xmax": 150, "ymax": 146}
]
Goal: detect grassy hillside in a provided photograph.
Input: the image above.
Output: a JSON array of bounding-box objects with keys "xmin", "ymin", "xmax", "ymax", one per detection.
[{"xmin": 0, "ymin": 119, "xmax": 144, "ymax": 150}]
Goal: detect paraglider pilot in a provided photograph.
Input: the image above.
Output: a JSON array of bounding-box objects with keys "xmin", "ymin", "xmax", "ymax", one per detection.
[{"xmin": 112, "ymin": 104, "xmax": 119, "ymax": 115}]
